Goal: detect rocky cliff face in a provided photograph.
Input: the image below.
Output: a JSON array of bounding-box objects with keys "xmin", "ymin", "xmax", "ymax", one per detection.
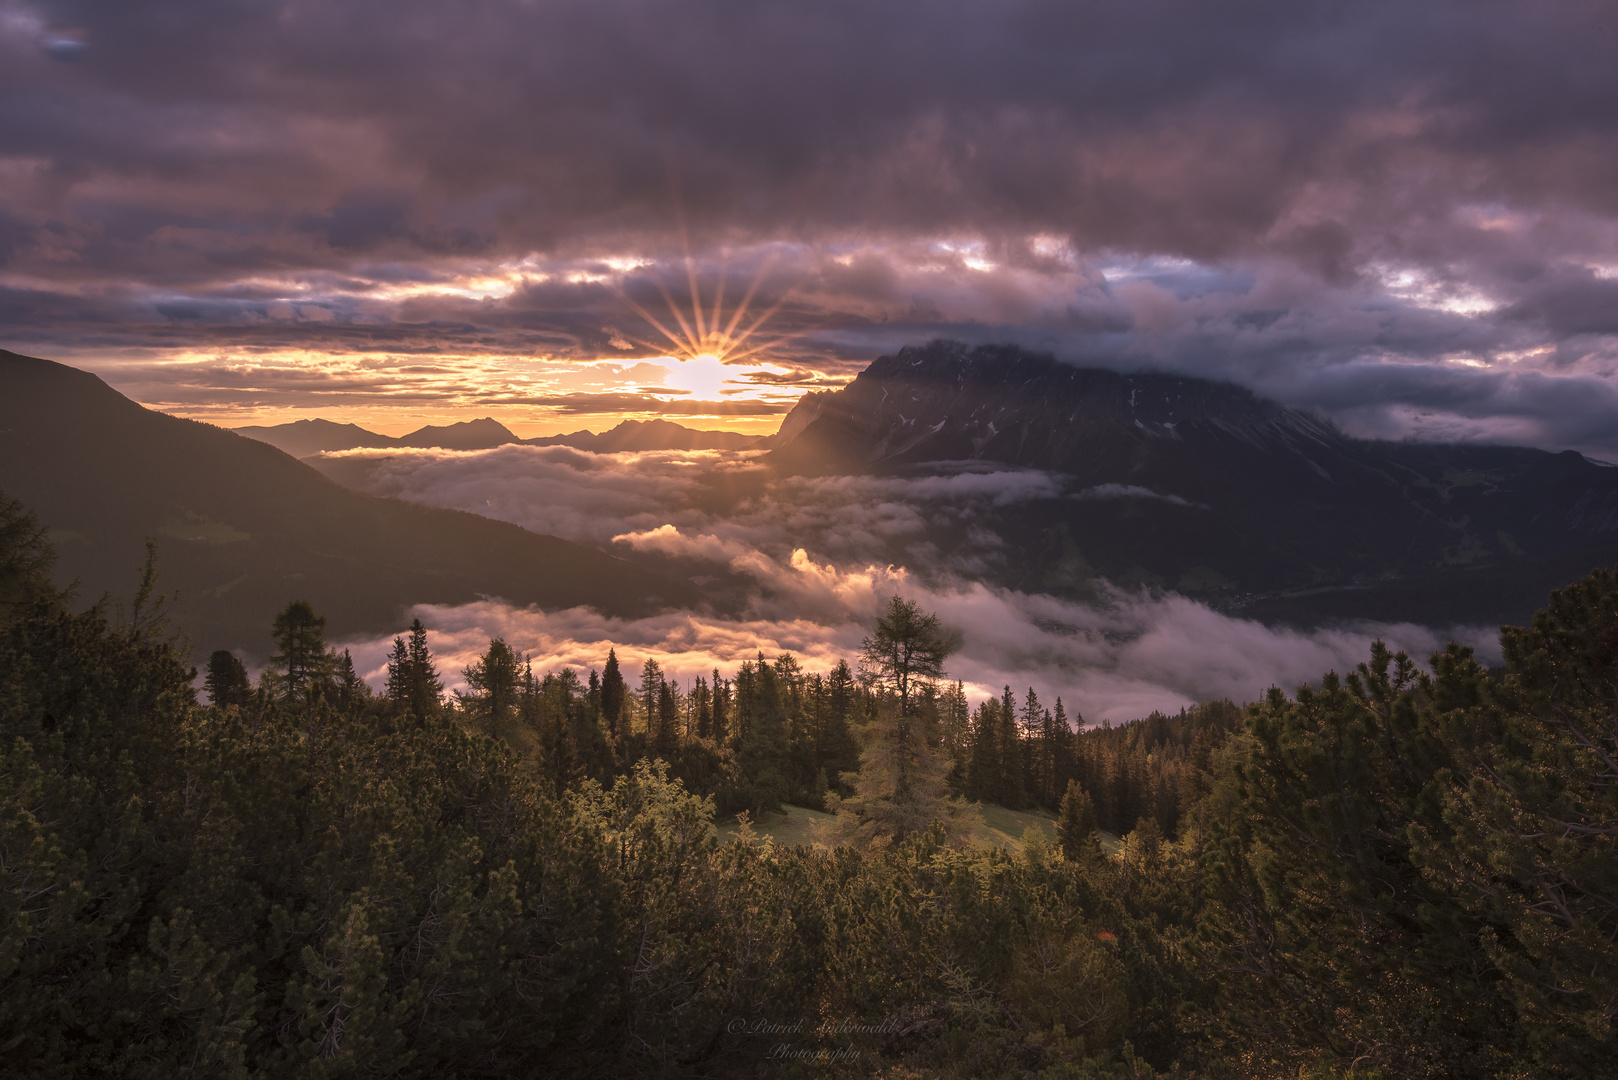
[{"xmin": 769, "ymin": 341, "xmax": 1618, "ymax": 625}]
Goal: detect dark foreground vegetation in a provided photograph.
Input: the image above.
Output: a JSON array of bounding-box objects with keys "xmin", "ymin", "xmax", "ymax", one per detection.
[{"xmin": 2, "ymin": 490, "xmax": 1615, "ymax": 1078}]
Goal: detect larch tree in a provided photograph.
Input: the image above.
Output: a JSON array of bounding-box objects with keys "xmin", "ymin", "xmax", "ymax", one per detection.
[
  {"xmin": 829, "ymin": 597, "xmax": 977, "ymax": 846},
  {"xmin": 858, "ymin": 595, "xmax": 958, "ymax": 718}
]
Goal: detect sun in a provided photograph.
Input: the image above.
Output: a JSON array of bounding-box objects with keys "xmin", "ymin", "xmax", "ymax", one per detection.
[{"xmin": 660, "ymin": 353, "xmax": 730, "ymax": 398}]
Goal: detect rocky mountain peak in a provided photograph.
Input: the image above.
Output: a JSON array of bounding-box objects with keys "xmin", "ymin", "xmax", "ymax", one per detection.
[{"xmin": 769, "ymin": 341, "xmax": 1339, "ymax": 474}]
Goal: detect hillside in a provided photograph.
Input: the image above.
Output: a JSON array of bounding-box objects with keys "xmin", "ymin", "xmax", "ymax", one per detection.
[
  {"xmin": 767, "ymin": 341, "xmax": 1618, "ymax": 626},
  {"xmin": 233, "ymin": 418, "xmax": 399, "ymax": 457},
  {"xmin": 0, "ymin": 351, "xmax": 703, "ymax": 655}
]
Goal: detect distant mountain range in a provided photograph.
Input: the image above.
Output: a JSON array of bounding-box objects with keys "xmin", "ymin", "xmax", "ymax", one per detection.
[
  {"xmin": 0, "ymin": 350, "xmax": 703, "ymax": 655},
  {"xmin": 10, "ymin": 342, "xmax": 1614, "ymax": 647},
  {"xmin": 236, "ymin": 416, "xmax": 762, "ymax": 457},
  {"xmin": 765, "ymin": 341, "xmax": 1618, "ymax": 627}
]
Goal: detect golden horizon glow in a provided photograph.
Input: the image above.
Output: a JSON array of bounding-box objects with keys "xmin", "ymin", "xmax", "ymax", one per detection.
[
  {"xmin": 65, "ymin": 345, "xmax": 823, "ymax": 438},
  {"xmin": 61, "ymin": 252, "xmax": 832, "ymax": 435}
]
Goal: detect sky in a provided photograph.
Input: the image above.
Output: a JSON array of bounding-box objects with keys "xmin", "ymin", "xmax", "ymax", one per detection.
[{"xmin": 3, "ymin": 0, "xmax": 1618, "ymax": 447}]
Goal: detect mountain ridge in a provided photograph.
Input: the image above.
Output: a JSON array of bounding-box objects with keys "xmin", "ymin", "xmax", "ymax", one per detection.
[{"xmin": 236, "ymin": 415, "xmax": 761, "ymax": 457}]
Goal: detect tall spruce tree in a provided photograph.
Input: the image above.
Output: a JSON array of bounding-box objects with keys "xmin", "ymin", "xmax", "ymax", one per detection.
[
  {"xmin": 405, "ymin": 618, "xmax": 442, "ymax": 716},
  {"xmin": 638, "ymin": 656, "xmax": 663, "ymax": 737},
  {"xmin": 600, "ymin": 647, "xmax": 626, "ymax": 736},
  {"xmin": 1057, "ymin": 780, "xmax": 1105, "ymax": 865},
  {"xmin": 204, "ymin": 649, "xmax": 252, "ymax": 708},
  {"xmin": 655, "ymin": 676, "xmax": 680, "ymax": 753},
  {"xmin": 711, "ymin": 669, "xmax": 730, "ymax": 744},
  {"xmin": 1020, "ymin": 687, "xmax": 1043, "ymax": 801},
  {"xmin": 332, "ymin": 648, "xmax": 368, "ymax": 710},
  {"xmin": 967, "ymin": 697, "xmax": 1002, "ymax": 802},
  {"xmin": 998, "ymin": 685, "xmax": 1026, "ymax": 808}
]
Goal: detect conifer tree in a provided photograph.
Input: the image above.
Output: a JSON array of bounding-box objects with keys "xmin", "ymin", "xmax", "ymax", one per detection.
[
  {"xmin": 404, "ymin": 618, "xmax": 442, "ymax": 716},
  {"xmin": 939, "ymin": 680, "xmax": 971, "ymax": 792},
  {"xmin": 711, "ymin": 669, "xmax": 730, "ymax": 744},
  {"xmin": 600, "ymin": 647, "xmax": 626, "ymax": 736},
  {"xmin": 967, "ymin": 698, "xmax": 1002, "ymax": 802},
  {"xmin": 1057, "ymin": 780, "xmax": 1105, "ymax": 865},
  {"xmin": 655, "ymin": 676, "xmax": 680, "ymax": 753},
  {"xmin": 831, "ymin": 599, "xmax": 976, "ymax": 845},
  {"xmin": 586, "ymin": 667, "xmax": 602, "ymax": 730},
  {"xmin": 1020, "ymin": 687, "xmax": 1043, "ymax": 800},
  {"xmin": 821, "ymin": 659, "xmax": 861, "ymax": 783},
  {"xmin": 638, "ymin": 656, "xmax": 663, "ymax": 737},
  {"xmin": 858, "ymin": 595, "xmax": 958, "ymax": 717},
  {"xmin": 385, "ymin": 635, "xmax": 411, "ymax": 703},
  {"xmin": 269, "ymin": 599, "xmax": 330, "ymax": 705},
  {"xmin": 0, "ymin": 491, "xmax": 60, "ymax": 623},
  {"xmin": 464, "ymin": 636, "xmax": 523, "ymax": 730},
  {"xmin": 734, "ymin": 653, "xmax": 790, "ymax": 811},
  {"xmin": 732, "ymin": 659, "xmax": 757, "ymax": 742},
  {"xmin": 691, "ymin": 674, "xmax": 712, "ymax": 739},
  {"xmin": 204, "ymin": 649, "xmax": 252, "ymax": 708},
  {"xmin": 998, "ymin": 685, "xmax": 1026, "ymax": 808},
  {"xmin": 333, "ymin": 648, "xmax": 368, "ymax": 710},
  {"xmin": 1050, "ymin": 698, "xmax": 1075, "ymax": 805}
]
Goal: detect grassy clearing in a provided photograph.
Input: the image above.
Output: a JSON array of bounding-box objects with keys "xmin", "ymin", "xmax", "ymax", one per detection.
[
  {"xmin": 973, "ymin": 803, "xmax": 1057, "ymax": 849},
  {"xmin": 716, "ymin": 802, "xmax": 835, "ymax": 847},
  {"xmin": 717, "ymin": 801, "xmax": 1122, "ymax": 854}
]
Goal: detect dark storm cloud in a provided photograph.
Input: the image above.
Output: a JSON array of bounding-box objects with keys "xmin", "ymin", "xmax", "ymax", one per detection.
[
  {"xmin": 6, "ymin": 0, "xmax": 1616, "ymax": 264},
  {"xmin": 2, "ymin": 0, "xmax": 1617, "ymax": 446}
]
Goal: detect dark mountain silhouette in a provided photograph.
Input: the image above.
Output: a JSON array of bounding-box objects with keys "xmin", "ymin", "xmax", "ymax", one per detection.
[
  {"xmin": 233, "ymin": 418, "xmax": 399, "ymax": 457},
  {"xmin": 527, "ymin": 418, "xmax": 761, "ymax": 452},
  {"xmin": 397, "ymin": 417, "xmax": 519, "ymax": 450},
  {"xmin": 767, "ymin": 341, "xmax": 1618, "ymax": 626},
  {"xmin": 0, "ymin": 351, "xmax": 702, "ymax": 655},
  {"xmin": 236, "ymin": 415, "xmax": 758, "ymax": 456}
]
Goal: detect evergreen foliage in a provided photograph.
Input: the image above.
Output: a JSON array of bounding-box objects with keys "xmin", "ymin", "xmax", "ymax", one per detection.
[
  {"xmin": 600, "ymin": 646, "xmax": 626, "ymax": 735},
  {"xmin": 1057, "ymin": 780, "xmax": 1104, "ymax": 866},
  {"xmin": 460, "ymin": 635, "xmax": 522, "ymax": 731},
  {"xmin": 0, "ymin": 489, "xmax": 60, "ymax": 622},
  {"xmin": 204, "ymin": 648, "xmax": 252, "ymax": 708},
  {"xmin": 3, "ymin": 501, "xmax": 1616, "ymax": 1078},
  {"xmin": 268, "ymin": 599, "xmax": 329, "ymax": 704}
]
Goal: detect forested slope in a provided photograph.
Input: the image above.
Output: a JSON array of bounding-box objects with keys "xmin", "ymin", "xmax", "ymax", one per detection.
[{"xmin": 2, "ymin": 499, "xmax": 1613, "ymax": 1078}]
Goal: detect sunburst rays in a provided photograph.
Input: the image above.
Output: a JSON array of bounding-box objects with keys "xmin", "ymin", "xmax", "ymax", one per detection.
[{"xmin": 616, "ymin": 254, "xmax": 808, "ymax": 369}]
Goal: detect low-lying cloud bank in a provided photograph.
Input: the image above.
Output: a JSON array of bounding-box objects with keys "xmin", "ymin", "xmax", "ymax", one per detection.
[
  {"xmin": 321, "ymin": 442, "xmax": 1499, "ymax": 723},
  {"xmin": 340, "ymin": 570, "xmax": 1497, "ymax": 725}
]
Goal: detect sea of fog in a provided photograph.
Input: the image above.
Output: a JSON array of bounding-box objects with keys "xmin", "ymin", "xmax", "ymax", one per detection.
[{"xmin": 322, "ymin": 444, "xmax": 1499, "ymax": 723}]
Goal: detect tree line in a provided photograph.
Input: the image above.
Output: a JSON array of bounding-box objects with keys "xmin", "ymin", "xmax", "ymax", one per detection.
[{"xmin": 208, "ymin": 591, "xmax": 1228, "ymax": 847}]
